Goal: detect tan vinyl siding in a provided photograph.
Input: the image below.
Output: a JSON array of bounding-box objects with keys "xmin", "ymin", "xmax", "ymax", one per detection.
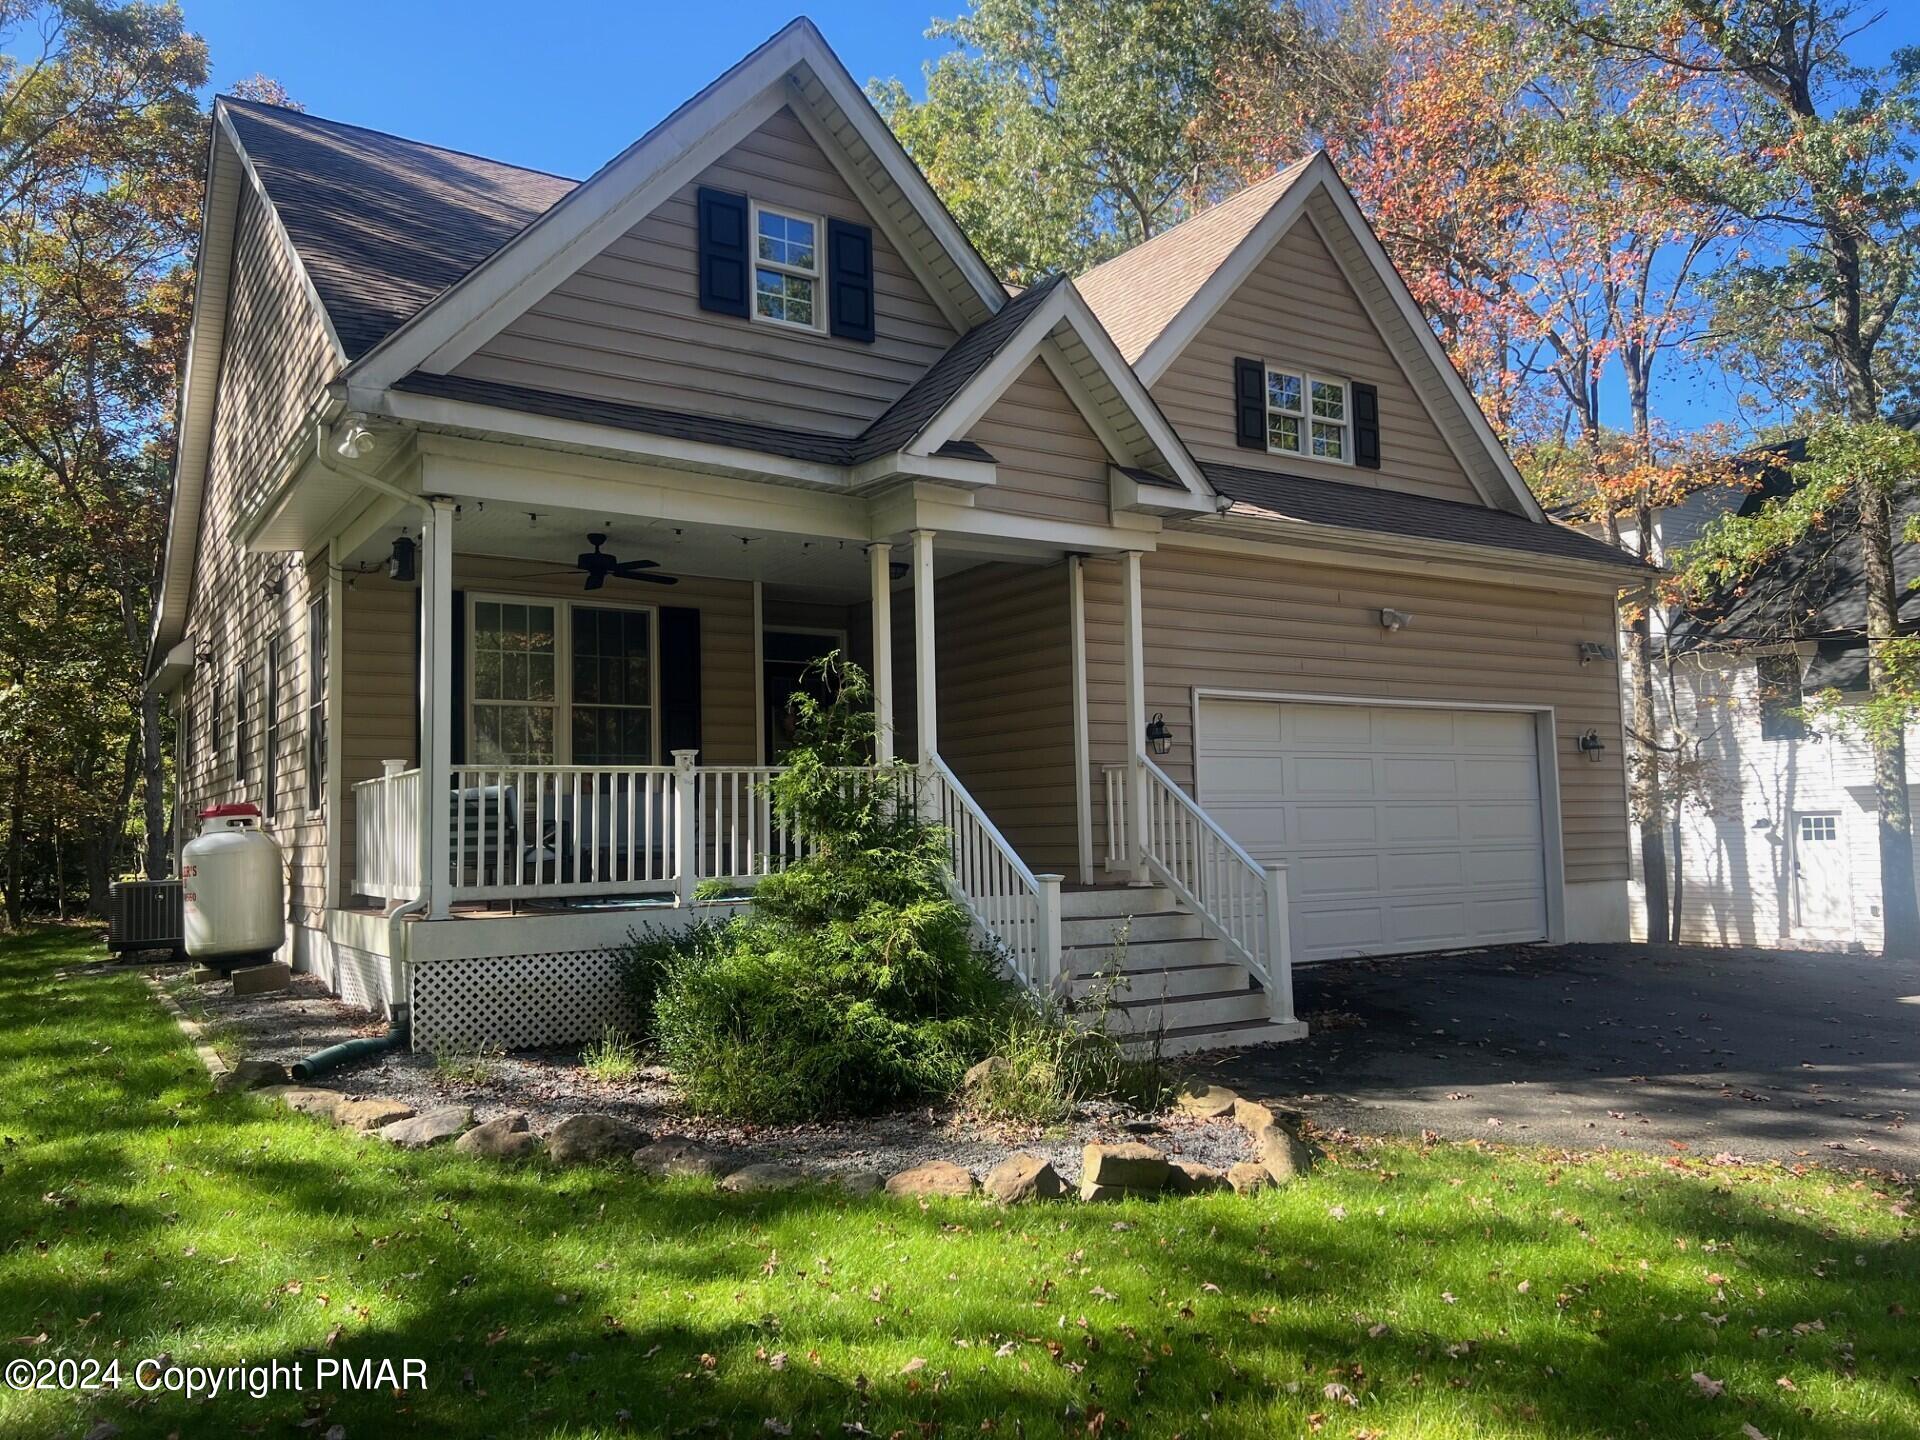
[
  {"xmin": 1083, "ymin": 545, "xmax": 1629, "ymax": 886},
  {"xmin": 455, "ymin": 107, "xmax": 956, "ymax": 436},
  {"xmin": 176, "ymin": 185, "xmax": 336, "ymax": 923},
  {"xmin": 1152, "ymin": 218, "xmax": 1485, "ymax": 506},
  {"xmin": 965, "ymin": 361, "xmax": 1114, "ymax": 526},
  {"xmin": 864, "ymin": 560, "xmax": 1077, "ymax": 875},
  {"xmin": 339, "ymin": 575, "xmax": 415, "ymax": 892}
]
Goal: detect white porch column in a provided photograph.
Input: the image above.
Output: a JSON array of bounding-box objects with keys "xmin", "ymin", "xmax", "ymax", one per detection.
[
  {"xmin": 1119, "ymin": 549, "xmax": 1149, "ymax": 885},
  {"xmin": 868, "ymin": 542, "xmax": 894, "ymax": 764},
  {"xmin": 421, "ymin": 497, "xmax": 456, "ymax": 918},
  {"xmin": 1068, "ymin": 556, "xmax": 1094, "ymax": 884},
  {"xmin": 911, "ymin": 529, "xmax": 937, "ymax": 764}
]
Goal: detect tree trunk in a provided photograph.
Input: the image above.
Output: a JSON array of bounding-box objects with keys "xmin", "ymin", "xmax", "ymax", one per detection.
[
  {"xmin": 4, "ymin": 755, "xmax": 25, "ymax": 931},
  {"xmin": 1857, "ymin": 482, "xmax": 1920, "ymax": 956},
  {"xmin": 1626, "ymin": 601, "xmax": 1670, "ymax": 942}
]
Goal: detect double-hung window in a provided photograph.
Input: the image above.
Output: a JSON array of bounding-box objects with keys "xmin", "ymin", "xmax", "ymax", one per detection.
[
  {"xmin": 751, "ymin": 203, "xmax": 821, "ymax": 331},
  {"xmin": 307, "ymin": 596, "xmax": 328, "ymax": 810},
  {"xmin": 468, "ymin": 598, "xmax": 655, "ymax": 767},
  {"xmin": 1265, "ymin": 366, "xmax": 1352, "ymax": 463},
  {"xmin": 233, "ymin": 663, "xmax": 250, "ymax": 788},
  {"xmin": 264, "ymin": 635, "xmax": 283, "ymax": 819}
]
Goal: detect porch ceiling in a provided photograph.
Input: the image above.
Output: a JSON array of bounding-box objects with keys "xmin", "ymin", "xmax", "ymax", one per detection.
[{"xmin": 339, "ymin": 499, "xmax": 999, "ymax": 603}]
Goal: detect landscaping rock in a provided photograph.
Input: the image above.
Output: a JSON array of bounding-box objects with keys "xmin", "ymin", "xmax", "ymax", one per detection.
[
  {"xmin": 1082, "ymin": 1142, "xmax": 1170, "ymax": 1191},
  {"xmin": 185, "ymin": 965, "xmax": 220, "ymax": 984},
  {"xmin": 547, "ymin": 1113, "xmax": 649, "ymax": 1165},
  {"xmin": 632, "ymin": 1137, "xmax": 733, "ymax": 1178},
  {"xmin": 229, "ymin": 962, "xmax": 291, "ymax": 996},
  {"xmin": 828, "ymin": 1169, "xmax": 887, "ymax": 1196},
  {"xmin": 215, "ymin": 1057, "xmax": 290, "ymax": 1093},
  {"xmin": 260, "ymin": 1085, "xmax": 345, "ymax": 1120},
  {"xmin": 1226, "ymin": 1161, "xmax": 1272, "ymax": 1195},
  {"xmin": 1173, "ymin": 1080, "xmax": 1239, "ymax": 1120},
  {"xmin": 333, "ymin": 1097, "xmax": 415, "ymax": 1132},
  {"xmin": 1257, "ymin": 1123, "xmax": 1315, "ymax": 1184},
  {"xmin": 983, "ymin": 1152, "xmax": 1064, "ymax": 1204},
  {"xmin": 380, "ymin": 1104, "xmax": 473, "ymax": 1148},
  {"xmin": 1079, "ymin": 1183, "xmax": 1138, "ymax": 1203},
  {"xmin": 1167, "ymin": 1159, "xmax": 1230, "ymax": 1193},
  {"xmin": 719, "ymin": 1163, "xmax": 807, "ymax": 1193},
  {"xmin": 455, "ymin": 1113, "xmax": 541, "ymax": 1159},
  {"xmin": 886, "ymin": 1159, "xmax": 977, "ymax": 1198},
  {"xmin": 1234, "ymin": 1096, "xmax": 1304, "ymax": 1136},
  {"xmin": 962, "ymin": 1055, "xmax": 1011, "ymax": 1089}
]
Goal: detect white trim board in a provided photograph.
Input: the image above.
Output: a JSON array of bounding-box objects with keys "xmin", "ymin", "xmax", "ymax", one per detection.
[{"xmin": 1188, "ymin": 686, "xmax": 1568, "ymax": 949}]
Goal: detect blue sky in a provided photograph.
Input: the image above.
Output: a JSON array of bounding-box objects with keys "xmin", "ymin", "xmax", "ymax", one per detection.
[{"xmin": 186, "ymin": 0, "xmax": 1919, "ymax": 442}]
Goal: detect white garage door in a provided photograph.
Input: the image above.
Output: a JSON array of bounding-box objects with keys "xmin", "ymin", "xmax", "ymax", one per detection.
[{"xmin": 1197, "ymin": 699, "xmax": 1549, "ymax": 962}]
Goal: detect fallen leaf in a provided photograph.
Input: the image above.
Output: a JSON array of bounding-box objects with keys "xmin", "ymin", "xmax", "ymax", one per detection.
[{"xmin": 1690, "ymin": 1372, "xmax": 1724, "ymax": 1399}]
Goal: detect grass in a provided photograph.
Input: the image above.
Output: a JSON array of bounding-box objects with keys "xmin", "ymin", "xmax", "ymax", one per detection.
[
  {"xmin": 1, "ymin": 925, "xmax": 1915, "ymax": 1440},
  {"xmin": 580, "ymin": 1024, "xmax": 643, "ymax": 1084}
]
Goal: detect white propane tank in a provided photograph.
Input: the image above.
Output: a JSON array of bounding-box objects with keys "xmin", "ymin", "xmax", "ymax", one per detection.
[{"xmin": 182, "ymin": 803, "xmax": 285, "ymax": 963}]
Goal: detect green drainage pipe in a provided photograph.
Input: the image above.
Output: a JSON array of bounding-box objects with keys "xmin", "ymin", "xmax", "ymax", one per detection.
[{"xmin": 291, "ymin": 1020, "xmax": 410, "ymax": 1081}]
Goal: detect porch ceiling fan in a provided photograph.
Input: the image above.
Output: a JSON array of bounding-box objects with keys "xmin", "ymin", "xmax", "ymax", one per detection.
[{"xmin": 573, "ymin": 533, "xmax": 679, "ymax": 591}]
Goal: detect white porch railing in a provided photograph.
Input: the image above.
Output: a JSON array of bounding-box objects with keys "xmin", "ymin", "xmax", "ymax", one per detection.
[
  {"xmin": 925, "ymin": 755, "xmax": 1061, "ymax": 991},
  {"xmin": 444, "ymin": 764, "xmax": 679, "ymax": 901},
  {"xmin": 1107, "ymin": 755, "xmax": 1294, "ymax": 1024},
  {"xmin": 352, "ymin": 765, "xmax": 423, "ymax": 902}
]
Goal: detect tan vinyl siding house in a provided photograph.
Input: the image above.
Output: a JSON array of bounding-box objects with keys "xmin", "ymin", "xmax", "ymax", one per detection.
[
  {"xmin": 176, "ymin": 183, "xmax": 338, "ymax": 924},
  {"xmin": 152, "ymin": 20, "xmax": 1641, "ymax": 1054}
]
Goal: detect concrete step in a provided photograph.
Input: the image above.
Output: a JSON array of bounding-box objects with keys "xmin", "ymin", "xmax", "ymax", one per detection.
[
  {"xmin": 1102, "ymin": 985, "xmax": 1272, "ymax": 1036},
  {"xmin": 1058, "ymin": 885, "xmax": 1172, "ymax": 920},
  {"xmin": 1060, "ymin": 909, "xmax": 1202, "ymax": 947},
  {"xmin": 1068, "ymin": 961, "xmax": 1249, "ymax": 1003},
  {"xmin": 1062, "ymin": 936, "xmax": 1225, "ymax": 972},
  {"xmin": 1151, "ymin": 1014, "xmax": 1311, "ymax": 1057}
]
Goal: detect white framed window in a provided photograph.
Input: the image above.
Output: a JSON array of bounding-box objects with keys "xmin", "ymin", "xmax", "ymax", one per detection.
[
  {"xmin": 306, "ymin": 596, "xmax": 328, "ymax": 811},
  {"xmin": 467, "ymin": 596, "xmax": 657, "ymax": 767},
  {"xmin": 750, "ymin": 201, "xmax": 822, "ymax": 332},
  {"xmin": 1265, "ymin": 365, "xmax": 1352, "ymax": 464}
]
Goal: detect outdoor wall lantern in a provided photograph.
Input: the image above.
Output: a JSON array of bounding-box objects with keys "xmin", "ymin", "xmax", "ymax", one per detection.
[
  {"xmin": 194, "ymin": 640, "xmax": 214, "ymax": 667},
  {"xmin": 1577, "ymin": 728, "xmax": 1607, "ymax": 761},
  {"xmin": 1146, "ymin": 712, "xmax": 1174, "ymax": 757},
  {"xmin": 1577, "ymin": 640, "xmax": 1616, "ymax": 665},
  {"xmin": 388, "ymin": 535, "xmax": 417, "ymax": 583},
  {"xmin": 1380, "ymin": 607, "xmax": 1413, "ymax": 631}
]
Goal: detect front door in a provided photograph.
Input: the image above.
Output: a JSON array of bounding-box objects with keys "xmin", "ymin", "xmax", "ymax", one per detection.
[
  {"xmin": 1792, "ymin": 812, "xmax": 1850, "ymax": 935},
  {"xmin": 763, "ymin": 630, "xmax": 842, "ymax": 763}
]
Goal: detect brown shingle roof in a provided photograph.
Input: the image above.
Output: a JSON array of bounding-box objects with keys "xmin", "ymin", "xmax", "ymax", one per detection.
[
  {"xmin": 1202, "ymin": 462, "xmax": 1646, "ymax": 572},
  {"xmin": 1075, "ymin": 156, "xmax": 1317, "ymax": 363},
  {"xmin": 220, "ymin": 97, "xmax": 577, "ymax": 360}
]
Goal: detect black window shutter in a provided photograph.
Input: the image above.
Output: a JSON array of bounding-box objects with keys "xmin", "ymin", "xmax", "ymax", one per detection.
[
  {"xmin": 696, "ymin": 187, "xmax": 750, "ymax": 318},
  {"xmin": 448, "ymin": 590, "xmax": 466, "ymax": 766},
  {"xmin": 1353, "ymin": 382, "xmax": 1382, "ymax": 469},
  {"xmin": 1233, "ymin": 357, "xmax": 1266, "ymax": 449},
  {"xmin": 827, "ymin": 218, "xmax": 876, "ymax": 342},
  {"xmin": 660, "ymin": 607, "xmax": 702, "ymax": 759}
]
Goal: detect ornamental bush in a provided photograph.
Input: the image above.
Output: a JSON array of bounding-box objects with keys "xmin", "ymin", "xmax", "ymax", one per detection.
[{"xmin": 622, "ymin": 655, "xmax": 1014, "ymax": 1122}]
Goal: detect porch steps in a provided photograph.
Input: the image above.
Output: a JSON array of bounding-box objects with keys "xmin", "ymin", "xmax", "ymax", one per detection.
[{"xmin": 1055, "ymin": 885, "xmax": 1307, "ymax": 1053}]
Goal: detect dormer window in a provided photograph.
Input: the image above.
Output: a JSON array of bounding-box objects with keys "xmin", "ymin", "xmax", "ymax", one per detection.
[
  {"xmin": 752, "ymin": 202, "xmax": 822, "ymax": 331},
  {"xmin": 1266, "ymin": 366, "xmax": 1350, "ymax": 463}
]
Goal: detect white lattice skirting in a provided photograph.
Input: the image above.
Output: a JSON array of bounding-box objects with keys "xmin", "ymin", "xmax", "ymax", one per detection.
[{"xmin": 410, "ymin": 948, "xmax": 631, "ymax": 1054}]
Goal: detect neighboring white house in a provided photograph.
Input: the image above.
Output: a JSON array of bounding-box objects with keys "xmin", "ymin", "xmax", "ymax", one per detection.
[{"xmin": 1607, "ymin": 444, "xmax": 1914, "ymax": 952}]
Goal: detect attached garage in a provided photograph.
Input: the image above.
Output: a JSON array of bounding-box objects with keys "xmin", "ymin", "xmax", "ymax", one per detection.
[{"xmin": 1195, "ymin": 696, "xmax": 1557, "ymax": 962}]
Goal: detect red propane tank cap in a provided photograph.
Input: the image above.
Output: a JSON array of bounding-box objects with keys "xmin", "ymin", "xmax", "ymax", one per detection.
[{"xmin": 199, "ymin": 802, "xmax": 261, "ymax": 819}]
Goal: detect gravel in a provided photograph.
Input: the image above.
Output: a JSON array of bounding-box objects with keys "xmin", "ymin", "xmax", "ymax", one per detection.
[{"xmin": 173, "ymin": 964, "xmax": 1262, "ymax": 1183}]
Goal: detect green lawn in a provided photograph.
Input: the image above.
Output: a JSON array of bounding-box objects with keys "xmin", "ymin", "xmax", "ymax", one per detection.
[{"xmin": 2, "ymin": 927, "xmax": 1914, "ymax": 1440}]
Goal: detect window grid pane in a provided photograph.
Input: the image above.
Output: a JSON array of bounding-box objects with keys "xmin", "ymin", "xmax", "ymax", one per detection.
[
  {"xmin": 755, "ymin": 268, "xmax": 816, "ymax": 326},
  {"xmin": 471, "ymin": 600, "xmax": 559, "ymax": 765},
  {"xmin": 1266, "ymin": 371, "xmax": 1302, "ymax": 414},
  {"xmin": 1311, "ymin": 379, "xmax": 1346, "ymax": 420},
  {"xmin": 1311, "ymin": 421, "xmax": 1346, "ymax": 459},
  {"xmin": 1268, "ymin": 414, "xmax": 1301, "ymax": 452}
]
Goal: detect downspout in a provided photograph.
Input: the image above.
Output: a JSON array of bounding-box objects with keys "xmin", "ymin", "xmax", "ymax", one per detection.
[{"xmin": 312, "ymin": 418, "xmax": 437, "ymax": 1002}]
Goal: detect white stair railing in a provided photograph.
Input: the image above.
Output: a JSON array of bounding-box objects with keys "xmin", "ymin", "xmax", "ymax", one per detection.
[
  {"xmin": 924, "ymin": 755, "xmax": 1061, "ymax": 992},
  {"xmin": 1134, "ymin": 755, "xmax": 1295, "ymax": 1025}
]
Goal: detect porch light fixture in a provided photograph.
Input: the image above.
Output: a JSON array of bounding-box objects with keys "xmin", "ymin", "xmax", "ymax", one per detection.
[
  {"xmin": 1577, "ymin": 640, "xmax": 1616, "ymax": 665},
  {"xmin": 194, "ymin": 639, "xmax": 214, "ymax": 667},
  {"xmin": 335, "ymin": 423, "xmax": 376, "ymax": 460},
  {"xmin": 1380, "ymin": 607, "xmax": 1412, "ymax": 631},
  {"xmin": 1577, "ymin": 728, "xmax": 1607, "ymax": 761},
  {"xmin": 388, "ymin": 534, "xmax": 417, "ymax": 583},
  {"xmin": 1145, "ymin": 712, "xmax": 1174, "ymax": 757}
]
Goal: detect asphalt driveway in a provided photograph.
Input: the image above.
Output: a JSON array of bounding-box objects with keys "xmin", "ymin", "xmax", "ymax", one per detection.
[{"xmin": 1201, "ymin": 942, "xmax": 1919, "ymax": 1174}]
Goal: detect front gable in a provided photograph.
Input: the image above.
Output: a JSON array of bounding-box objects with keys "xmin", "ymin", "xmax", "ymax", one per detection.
[
  {"xmin": 452, "ymin": 107, "xmax": 958, "ymax": 438},
  {"xmin": 1153, "ymin": 214, "xmax": 1484, "ymax": 507},
  {"xmin": 964, "ymin": 360, "xmax": 1116, "ymax": 526}
]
